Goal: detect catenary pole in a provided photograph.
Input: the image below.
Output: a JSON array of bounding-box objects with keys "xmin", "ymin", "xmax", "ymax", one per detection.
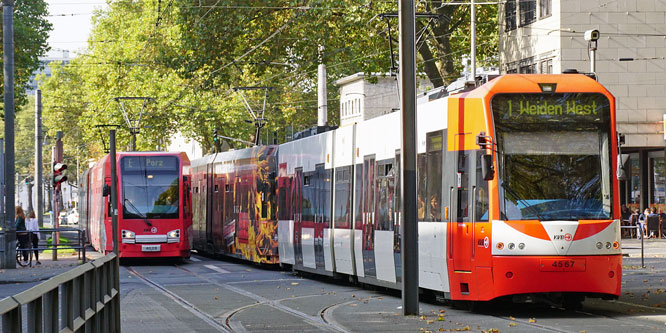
[
  {"xmin": 2, "ymin": 0, "xmax": 16, "ymax": 269},
  {"xmin": 470, "ymin": 0, "xmax": 476, "ymax": 82},
  {"xmin": 399, "ymin": 0, "xmax": 419, "ymax": 315},
  {"xmin": 35, "ymin": 90, "xmax": 43, "ymax": 227}
]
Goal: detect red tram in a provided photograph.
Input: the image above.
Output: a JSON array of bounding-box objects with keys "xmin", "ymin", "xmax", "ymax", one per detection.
[
  {"xmin": 192, "ymin": 73, "xmax": 621, "ymax": 307},
  {"xmin": 79, "ymin": 152, "xmax": 192, "ymax": 258}
]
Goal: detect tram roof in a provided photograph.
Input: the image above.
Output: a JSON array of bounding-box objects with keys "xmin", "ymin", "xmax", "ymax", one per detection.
[{"xmin": 451, "ymin": 74, "xmax": 613, "ymax": 100}]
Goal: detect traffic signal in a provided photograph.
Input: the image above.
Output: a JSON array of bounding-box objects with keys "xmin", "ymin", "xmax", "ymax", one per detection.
[
  {"xmin": 213, "ymin": 129, "xmax": 221, "ymax": 152},
  {"xmin": 53, "ymin": 162, "xmax": 68, "ymax": 188}
]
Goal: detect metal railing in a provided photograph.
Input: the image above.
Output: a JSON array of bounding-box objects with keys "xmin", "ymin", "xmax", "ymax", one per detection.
[
  {"xmin": 16, "ymin": 228, "xmax": 87, "ymax": 263},
  {"xmin": 0, "ymin": 253, "xmax": 120, "ymax": 332}
]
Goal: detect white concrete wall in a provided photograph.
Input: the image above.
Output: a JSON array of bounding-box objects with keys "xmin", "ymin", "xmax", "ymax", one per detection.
[{"xmin": 499, "ymin": 0, "xmax": 666, "ymax": 148}]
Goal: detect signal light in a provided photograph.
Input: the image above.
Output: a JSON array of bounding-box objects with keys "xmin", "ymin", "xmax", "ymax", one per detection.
[{"xmin": 53, "ymin": 162, "xmax": 68, "ymax": 188}]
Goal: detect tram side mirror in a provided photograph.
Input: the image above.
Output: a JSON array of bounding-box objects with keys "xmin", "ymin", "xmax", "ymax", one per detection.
[
  {"xmin": 481, "ymin": 154, "xmax": 494, "ymax": 181},
  {"xmin": 617, "ymin": 154, "xmax": 628, "ymax": 181},
  {"xmin": 102, "ymin": 184, "xmax": 111, "ymax": 197}
]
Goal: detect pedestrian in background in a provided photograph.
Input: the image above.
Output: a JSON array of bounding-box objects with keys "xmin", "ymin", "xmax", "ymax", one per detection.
[
  {"xmin": 26, "ymin": 211, "xmax": 41, "ymax": 265},
  {"xmin": 15, "ymin": 206, "xmax": 29, "ymax": 264}
]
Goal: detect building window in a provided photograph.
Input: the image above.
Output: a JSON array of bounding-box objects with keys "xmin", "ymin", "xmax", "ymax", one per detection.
[
  {"xmin": 540, "ymin": 59, "xmax": 553, "ymax": 74},
  {"xmin": 520, "ymin": 0, "xmax": 536, "ymax": 26},
  {"xmin": 540, "ymin": 0, "xmax": 552, "ymax": 18},
  {"xmin": 518, "ymin": 57, "xmax": 536, "ymax": 74},
  {"xmin": 505, "ymin": 0, "xmax": 517, "ymax": 31}
]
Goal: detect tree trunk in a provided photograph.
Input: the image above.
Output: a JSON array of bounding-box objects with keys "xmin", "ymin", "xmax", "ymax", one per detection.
[{"xmin": 27, "ymin": 182, "xmax": 33, "ymax": 213}]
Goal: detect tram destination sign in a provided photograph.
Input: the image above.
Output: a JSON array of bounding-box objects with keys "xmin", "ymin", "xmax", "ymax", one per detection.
[
  {"xmin": 491, "ymin": 93, "xmax": 610, "ymax": 124},
  {"xmin": 122, "ymin": 156, "xmax": 178, "ymax": 171}
]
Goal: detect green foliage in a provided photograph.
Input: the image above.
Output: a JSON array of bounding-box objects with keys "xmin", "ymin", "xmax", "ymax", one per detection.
[
  {"xmin": 0, "ymin": 0, "xmax": 51, "ymax": 112},
  {"xmin": 38, "ymin": 1, "xmax": 498, "ymax": 163}
]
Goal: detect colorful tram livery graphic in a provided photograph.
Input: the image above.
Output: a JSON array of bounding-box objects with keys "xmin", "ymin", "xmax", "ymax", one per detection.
[
  {"xmin": 191, "ymin": 146, "xmax": 279, "ymax": 264},
  {"xmin": 79, "ymin": 152, "xmax": 193, "ymax": 258},
  {"xmin": 192, "ymin": 74, "xmax": 621, "ymax": 305}
]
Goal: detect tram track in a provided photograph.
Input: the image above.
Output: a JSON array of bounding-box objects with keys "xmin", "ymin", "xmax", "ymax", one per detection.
[
  {"xmin": 174, "ymin": 264, "xmax": 350, "ymax": 332},
  {"xmin": 126, "ymin": 266, "xmax": 230, "ymax": 333}
]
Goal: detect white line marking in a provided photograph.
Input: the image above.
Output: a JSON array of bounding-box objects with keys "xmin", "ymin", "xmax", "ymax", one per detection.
[
  {"xmin": 189, "ymin": 257, "xmax": 202, "ymax": 262},
  {"xmin": 205, "ymin": 264, "xmax": 230, "ymax": 274}
]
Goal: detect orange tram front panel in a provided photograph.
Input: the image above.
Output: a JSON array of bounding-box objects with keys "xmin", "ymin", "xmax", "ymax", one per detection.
[{"xmin": 444, "ymin": 74, "xmax": 621, "ymax": 301}]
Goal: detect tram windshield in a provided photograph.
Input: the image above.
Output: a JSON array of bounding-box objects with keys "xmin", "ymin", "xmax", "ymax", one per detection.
[
  {"xmin": 491, "ymin": 93, "xmax": 613, "ymax": 221},
  {"xmin": 121, "ymin": 156, "xmax": 180, "ymax": 219}
]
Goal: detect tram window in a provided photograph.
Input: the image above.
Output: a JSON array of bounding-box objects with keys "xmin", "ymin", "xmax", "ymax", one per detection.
[
  {"xmin": 417, "ymin": 153, "xmax": 427, "ymax": 220},
  {"xmin": 321, "ymin": 168, "xmax": 332, "ymax": 226},
  {"xmin": 214, "ymin": 184, "xmax": 219, "ymax": 193},
  {"xmin": 334, "ymin": 167, "xmax": 352, "ymax": 229},
  {"xmin": 354, "ymin": 164, "xmax": 364, "ymax": 229},
  {"xmin": 225, "ymin": 184, "xmax": 230, "ymax": 192},
  {"xmin": 475, "ymin": 150, "xmax": 490, "ymax": 221},
  {"xmin": 457, "ymin": 151, "xmax": 470, "ymax": 221},
  {"xmin": 195, "ymin": 187, "xmax": 199, "ymax": 194},
  {"xmin": 426, "ymin": 131, "xmax": 444, "ymax": 222}
]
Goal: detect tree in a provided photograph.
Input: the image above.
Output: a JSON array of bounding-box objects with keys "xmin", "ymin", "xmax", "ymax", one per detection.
[
  {"xmin": 39, "ymin": 1, "xmax": 498, "ymax": 159},
  {"xmin": 0, "ymin": 0, "xmax": 51, "ymax": 112}
]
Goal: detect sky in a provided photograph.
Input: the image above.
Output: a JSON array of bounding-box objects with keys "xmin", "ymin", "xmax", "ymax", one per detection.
[{"xmin": 45, "ymin": 0, "xmax": 108, "ymax": 58}]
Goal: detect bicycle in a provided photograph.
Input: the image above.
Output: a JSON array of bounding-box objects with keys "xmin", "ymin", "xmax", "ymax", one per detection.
[{"xmin": 16, "ymin": 234, "xmax": 33, "ymax": 267}]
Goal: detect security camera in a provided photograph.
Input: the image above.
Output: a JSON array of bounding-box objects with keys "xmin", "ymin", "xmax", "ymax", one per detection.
[{"xmin": 584, "ymin": 29, "xmax": 600, "ymax": 41}]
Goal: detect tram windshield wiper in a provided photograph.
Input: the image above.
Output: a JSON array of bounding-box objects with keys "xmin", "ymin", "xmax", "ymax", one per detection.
[
  {"xmin": 124, "ymin": 199, "xmax": 152, "ymax": 226},
  {"xmin": 501, "ymin": 182, "xmax": 545, "ymax": 221}
]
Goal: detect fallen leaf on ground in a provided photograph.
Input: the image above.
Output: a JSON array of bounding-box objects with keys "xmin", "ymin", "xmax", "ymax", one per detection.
[
  {"xmin": 291, "ymin": 282, "xmax": 299, "ymax": 285},
  {"xmin": 528, "ymin": 318, "xmax": 536, "ymax": 323},
  {"xmin": 420, "ymin": 315, "xmax": 427, "ymax": 320},
  {"xmin": 426, "ymin": 320, "xmax": 434, "ymax": 324},
  {"xmin": 214, "ymin": 296, "xmax": 218, "ymax": 300},
  {"xmin": 508, "ymin": 316, "xmax": 515, "ymax": 321},
  {"xmin": 455, "ymin": 326, "xmax": 470, "ymax": 331},
  {"xmin": 438, "ymin": 315, "xmax": 445, "ymax": 321},
  {"xmin": 508, "ymin": 322, "xmax": 517, "ymax": 327}
]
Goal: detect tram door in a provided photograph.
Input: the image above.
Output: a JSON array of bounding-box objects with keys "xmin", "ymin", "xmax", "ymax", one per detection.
[
  {"xmin": 206, "ymin": 163, "xmax": 214, "ymax": 247},
  {"xmin": 362, "ymin": 156, "xmax": 376, "ymax": 277},
  {"xmin": 451, "ymin": 149, "xmax": 474, "ymax": 272},
  {"xmin": 294, "ymin": 168, "xmax": 304, "ymax": 266}
]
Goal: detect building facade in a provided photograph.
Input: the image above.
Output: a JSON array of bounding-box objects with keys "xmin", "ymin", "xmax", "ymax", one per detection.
[{"xmin": 499, "ymin": 0, "xmax": 666, "ymax": 213}]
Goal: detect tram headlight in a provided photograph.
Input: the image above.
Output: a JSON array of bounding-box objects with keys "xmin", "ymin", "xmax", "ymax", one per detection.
[
  {"xmin": 605, "ymin": 242, "xmax": 612, "ymax": 249},
  {"xmin": 596, "ymin": 242, "xmax": 603, "ymax": 249},
  {"xmin": 121, "ymin": 230, "xmax": 135, "ymax": 244},
  {"xmin": 612, "ymin": 241, "xmax": 620, "ymax": 249},
  {"xmin": 496, "ymin": 242, "xmax": 504, "ymax": 250},
  {"xmin": 508, "ymin": 243, "xmax": 515, "ymax": 250},
  {"xmin": 518, "ymin": 243, "xmax": 525, "ymax": 250},
  {"xmin": 167, "ymin": 229, "xmax": 181, "ymax": 243}
]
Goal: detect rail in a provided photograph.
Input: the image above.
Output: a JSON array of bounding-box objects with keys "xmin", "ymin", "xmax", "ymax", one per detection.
[
  {"xmin": 0, "ymin": 253, "xmax": 120, "ymax": 332},
  {"xmin": 16, "ymin": 228, "xmax": 86, "ymax": 263}
]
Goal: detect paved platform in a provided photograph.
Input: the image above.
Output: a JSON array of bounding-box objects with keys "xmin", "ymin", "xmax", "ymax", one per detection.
[
  {"xmin": 0, "ymin": 248, "xmax": 102, "ymax": 300},
  {"xmin": 621, "ymin": 238, "xmax": 666, "ymax": 258}
]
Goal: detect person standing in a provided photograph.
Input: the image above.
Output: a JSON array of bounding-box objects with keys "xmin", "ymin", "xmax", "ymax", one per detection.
[
  {"xmin": 26, "ymin": 211, "xmax": 41, "ymax": 265},
  {"xmin": 15, "ymin": 206, "xmax": 28, "ymax": 264}
]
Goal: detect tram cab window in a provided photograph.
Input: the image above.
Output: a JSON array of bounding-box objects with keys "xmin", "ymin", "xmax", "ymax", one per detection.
[
  {"xmin": 457, "ymin": 152, "xmax": 470, "ymax": 221},
  {"xmin": 475, "ymin": 150, "xmax": 490, "ymax": 221}
]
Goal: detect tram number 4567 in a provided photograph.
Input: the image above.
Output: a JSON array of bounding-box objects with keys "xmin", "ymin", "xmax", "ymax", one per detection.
[{"xmin": 540, "ymin": 259, "xmax": 585, "ymax": 272}]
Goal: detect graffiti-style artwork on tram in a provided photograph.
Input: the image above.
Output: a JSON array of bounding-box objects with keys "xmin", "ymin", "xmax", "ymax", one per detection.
[{"xmin": 191, "ymin": 145, "xmax": 278, "ymax": 264}]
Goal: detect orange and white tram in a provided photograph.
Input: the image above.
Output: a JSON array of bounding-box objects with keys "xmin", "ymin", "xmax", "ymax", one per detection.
[{"xmin": 192, "ymin": 73, "xmax": 621, "ymax": 305}]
